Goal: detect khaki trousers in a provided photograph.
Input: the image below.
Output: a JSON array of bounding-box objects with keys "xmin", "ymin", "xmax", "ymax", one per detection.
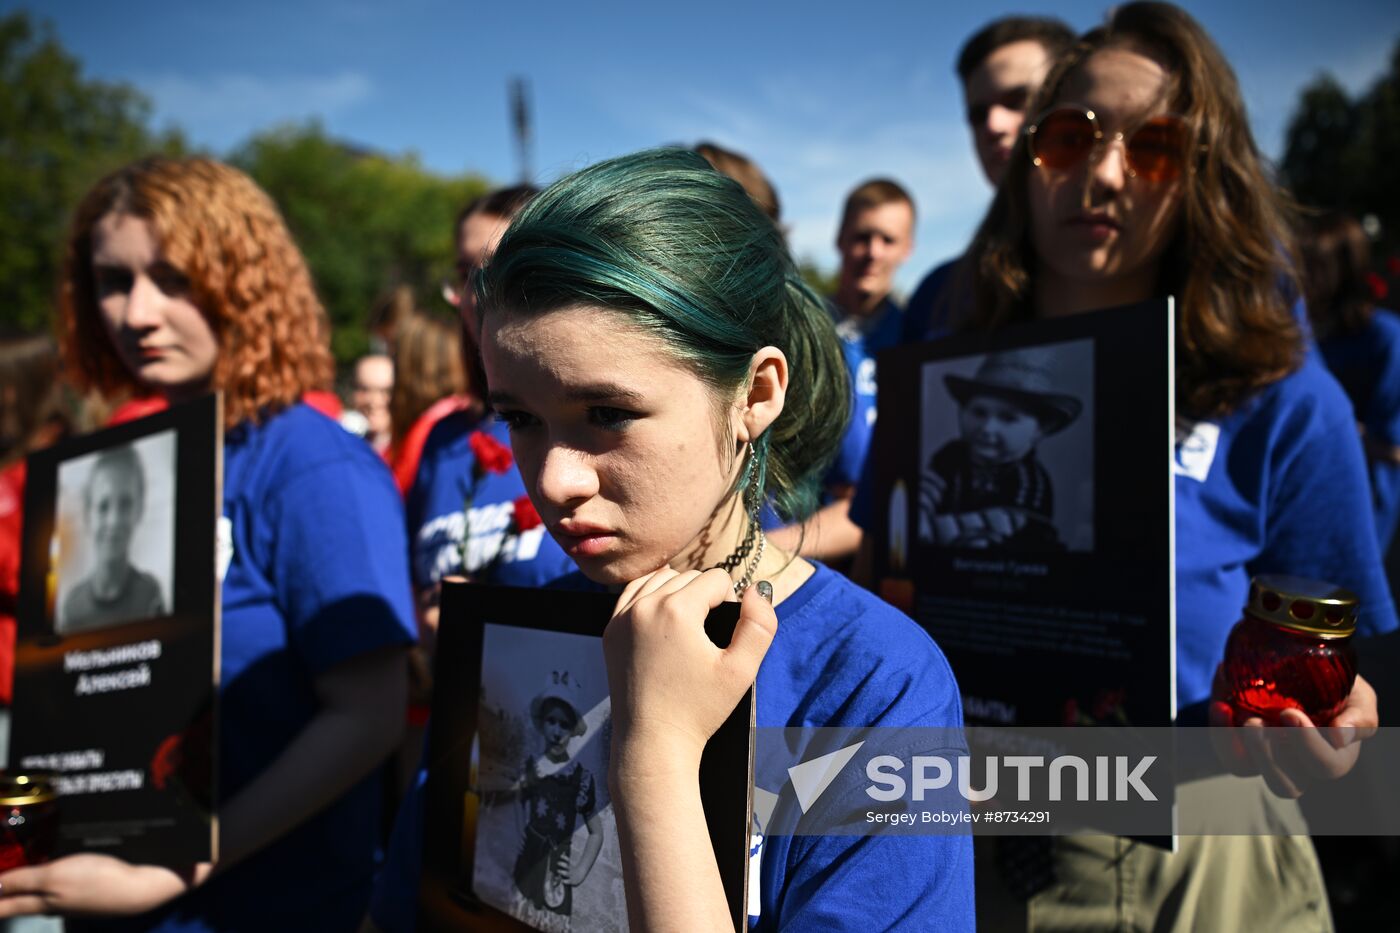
[{"xmin": 977, "ymin": 775, "xmax": 1334, "ymax": 933}]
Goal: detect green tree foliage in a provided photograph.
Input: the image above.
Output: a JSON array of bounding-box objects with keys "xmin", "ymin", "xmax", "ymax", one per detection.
[
  {"xmin": 1282, "ymin": 39, "xmax": 1400, "ymax": 254},
  {"xmin": 1354, "ymin": 43, "xmax": 1400, "ymax": 253},
  {"xmin": 0, "ymin": 11, "xmax": 492, "ymax": 367},
  {"xmin": 0, "ymin": 11, "xmax": 182, "ymax": 335},
  {"xmin": 1280, "ymin": 76, "xmax": 1357, "ymax": 208},
  {"xmin": 231, "ymin": 124, "xmax": 490, "ymax": 365}
]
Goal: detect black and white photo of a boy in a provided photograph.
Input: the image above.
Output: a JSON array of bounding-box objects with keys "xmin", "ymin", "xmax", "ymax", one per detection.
[
  {"xmin": 58, "ymin": 443, "xmax": 166, "ymax": 634},
  {"xmin": 508, "ymin": 671, "xmax": 605, "ymax": 932},
  {"xmin": 919, "ymin": 348, "xmax": 1083, "ymax": 552}
]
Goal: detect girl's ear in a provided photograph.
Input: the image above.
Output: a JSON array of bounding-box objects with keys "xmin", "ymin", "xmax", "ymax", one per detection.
[{"xmin": 735, "ymin": 347, "xmax": 788, "ymax": 445}]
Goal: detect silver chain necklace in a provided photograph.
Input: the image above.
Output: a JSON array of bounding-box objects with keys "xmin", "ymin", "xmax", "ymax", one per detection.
[{"xmin": 712, "ymin": 516, "xmax": 766, "ymax": 596}]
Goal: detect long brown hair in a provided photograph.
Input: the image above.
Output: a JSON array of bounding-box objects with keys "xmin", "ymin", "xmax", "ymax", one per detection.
[
  {"xmin": 389, "ymin": 306, "xmax": 465, "ymax": 451},
  {"xmin": 1299, "ymin": 212, "xmax": 1375, "ymax": 339},
  {"xmin": 60, "ymin": 156, "xmax": 336, "ymax": 428},
  {"xmin": 966, "ymin": 1, "xmax": 1302, "ymax": 418}
]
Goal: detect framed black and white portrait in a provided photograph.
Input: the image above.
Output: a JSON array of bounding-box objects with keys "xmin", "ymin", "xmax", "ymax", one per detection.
[
  {"xmin": 420, "ymin": 581, "xmax": 752, "ymax": 933},
  {"xmin": 14, "ymin": 394, "xmax": 222, "ymax": 865},
  {"xmin": 870, "ymin": 301, "xmax": 1176, "ymax": 728},
  {"xmin": 53, "ymin": 430, "xmax": 177, "ymax": 635},
  {"xmin": 916, "ymin": 340, "xmax": 1095, "ymax": 554},
  {"xmin": 472, "ymin": 624, "xmax": 620, "ymax": 931}
]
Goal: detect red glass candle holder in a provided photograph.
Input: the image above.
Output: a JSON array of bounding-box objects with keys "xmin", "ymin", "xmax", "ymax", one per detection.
[
  {"xmin": 1222, "ymin": 575, "xmax": 1358, "ymax": 724},
  {"xmin": 0, "ymin": 774, "xmax": 58, "ymax": 871}
]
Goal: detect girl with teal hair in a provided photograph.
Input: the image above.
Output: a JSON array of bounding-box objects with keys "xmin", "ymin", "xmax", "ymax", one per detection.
[{"xmin": 368, "ymin": 148, "xmax": 973, "ymax": 931}]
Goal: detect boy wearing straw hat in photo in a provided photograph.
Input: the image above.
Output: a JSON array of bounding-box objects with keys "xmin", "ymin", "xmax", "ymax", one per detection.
[{"xmin": 919, "ymin": 347, "xmax": 1083, "ymax": 552}]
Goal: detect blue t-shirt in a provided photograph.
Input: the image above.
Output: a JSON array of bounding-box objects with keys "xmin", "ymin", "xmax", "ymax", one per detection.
[
  {"xmin": 406, "ymin": 412, "xmax": 577, "ymax": 588},
  {"xmin": 1316, "ymin": 308, "xmax": 1400, "ymax": 552},
  {"xmin": 827, "ymin": 297, "xmax": 904, "ymax": 490},
  {"xmin": 81, "ymin": 403, "xmax": 418, "ymax": 932},
  {"xmin": 369, "ymin": 563, "xmax": 974, "ymax": 931}
]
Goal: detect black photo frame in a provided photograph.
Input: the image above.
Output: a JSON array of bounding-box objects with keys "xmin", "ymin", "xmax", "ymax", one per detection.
[
  {"xmin": 420, "ymin": 579, "xmax": 753, "ymax": 933},
  {"xmin": 871, "ymin": 301, "xmax": 1176, "ymax": 728},
  {"xmin": 12, "ymin": 393, "xmax": 222, "ymax": 865}
]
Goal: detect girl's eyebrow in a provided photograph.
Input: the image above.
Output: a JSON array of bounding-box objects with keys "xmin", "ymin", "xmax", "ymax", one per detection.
[
  {"xmin": 565, "ymin": 383, "xmax": 645, "ymax": 403},
  {"xmin": 489, "ymin": 383, "xmax": 646, "ymax": 408}
]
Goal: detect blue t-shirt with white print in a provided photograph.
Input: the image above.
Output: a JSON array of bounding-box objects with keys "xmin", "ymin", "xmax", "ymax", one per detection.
[
  {"xmin": 79, "ymin": 403, "xmax": 418, "ymax": 932},
  {"xmin": 406, "ymin": 411, "xmax": 577, "ymax": 588},
  {"xmin": 368, "ymin": 563, "xmax": 974, "ymax": 931}
]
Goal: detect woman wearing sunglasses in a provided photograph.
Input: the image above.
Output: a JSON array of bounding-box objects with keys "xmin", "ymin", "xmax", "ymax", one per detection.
[
  {"xmin": 962, "ymin": 3, "xmax": 1393, "ymax": 929},
  {"xmin": 366, "ymin": 148, "xmax": 974, "ymax": 932}
]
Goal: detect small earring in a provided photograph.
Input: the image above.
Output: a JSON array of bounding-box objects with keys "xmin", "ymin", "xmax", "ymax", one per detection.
[{"xmin": 742, "ymin": 442, "xmax": 765, "ymax": 521}]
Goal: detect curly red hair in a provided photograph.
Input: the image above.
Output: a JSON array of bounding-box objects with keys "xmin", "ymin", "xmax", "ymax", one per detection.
[{"xmin": 59, "ymin": 156, "xmax": 335, "ymax": 428}]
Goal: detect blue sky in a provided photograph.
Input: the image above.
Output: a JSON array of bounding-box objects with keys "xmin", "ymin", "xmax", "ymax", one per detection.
[{"xmin": 19, "ymin": 0, "xmax": 1400, "ymax": 291}]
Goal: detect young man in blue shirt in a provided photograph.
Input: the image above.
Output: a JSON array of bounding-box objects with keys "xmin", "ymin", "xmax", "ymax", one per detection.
[{"xmin": 769, "ymin": 179, "xmax": 915, "ymax": 564}]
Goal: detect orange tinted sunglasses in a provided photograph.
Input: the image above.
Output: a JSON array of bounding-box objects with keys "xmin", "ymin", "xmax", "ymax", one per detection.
[{"xmin": 1026, "ymin": 107, "xmax": 1190, "ymax": 183}]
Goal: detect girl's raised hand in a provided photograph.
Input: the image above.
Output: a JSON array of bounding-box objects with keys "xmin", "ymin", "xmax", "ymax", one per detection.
[{"xmin": 604, "ymin": 568, "xmax": 776, "ymax": 776}]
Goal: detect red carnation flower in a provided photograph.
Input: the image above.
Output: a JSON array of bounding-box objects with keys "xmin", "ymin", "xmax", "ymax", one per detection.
[
  {"xmin": 469, "ymin": 430, "xmax": 514, "ymax": 474},
  {"xmin": 513, "ymin": 495, "xmax": 543, "ymax": 532}
]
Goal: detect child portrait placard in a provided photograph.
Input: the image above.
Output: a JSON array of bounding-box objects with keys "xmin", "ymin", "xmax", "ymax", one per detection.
[
  {"xmin": 13, "ymin": 394, "xmax": 221, "ymax": 865},
  {"xmin": 421, "ymin": 581, "xmax": 753, "ymax": 933},
  {"xmin": 872, "ymin": 301, "xmax": 1176, "ymax": 727}
]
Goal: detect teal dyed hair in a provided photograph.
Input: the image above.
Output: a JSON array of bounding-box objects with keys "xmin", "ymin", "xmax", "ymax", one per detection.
[{"xmin": 476, "ymin": 147, "xmax": 850, "ymax": 523}]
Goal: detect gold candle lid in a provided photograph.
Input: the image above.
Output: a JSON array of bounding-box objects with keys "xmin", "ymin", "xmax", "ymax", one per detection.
[
  {"xmin": 1246, "ymin": 574, "xmax": 1358, "ymax": 639},
  {"xmin": 0, "ymin": 773, "xmax": 56, "ymax": 807}
]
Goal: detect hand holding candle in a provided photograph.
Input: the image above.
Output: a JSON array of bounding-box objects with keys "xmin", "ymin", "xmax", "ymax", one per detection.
[{"xmin": 1211, "ymin": 575, "xmax": 1378, "ymax": 798}]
